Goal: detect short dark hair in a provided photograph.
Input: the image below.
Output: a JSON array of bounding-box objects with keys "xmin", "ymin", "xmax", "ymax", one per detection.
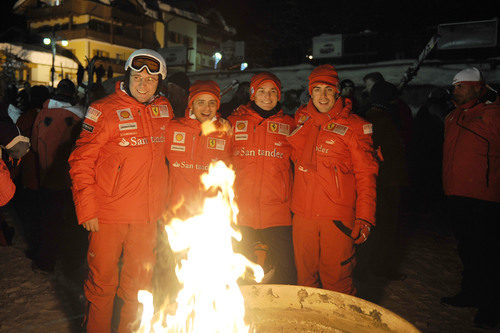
[
  {"xmin": 54, "ymin": 79, "xmax": 76, "ymax": 104},
  {"xmin": 340, "ymin": 79, "xmax": 355, "ymax": 89},
  {"xmin": 363, "ymin": 72, "xmax": 385, "ymax": 83}
]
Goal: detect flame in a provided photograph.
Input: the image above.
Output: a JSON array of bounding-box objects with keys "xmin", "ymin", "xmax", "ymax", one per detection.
[{"xmin": 137, "ymin": 161, "xmax": 263, "ymax": 332}]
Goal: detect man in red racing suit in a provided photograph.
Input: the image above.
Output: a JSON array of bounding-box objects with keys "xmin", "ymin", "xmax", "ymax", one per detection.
[
  {"xmin": 69, "ymin": 49, "xmax": 173, "ymax": 333},
  {"xmin": 165, "ymin": 80, "xmax": 232, "ymax": 219},
  {"xmin": 228, "ymin": 72, "xmax": 296, "ymax": 284},
  {"xmin": 287, "ymin": 65, "xmax": 378, "ymax": 294}
]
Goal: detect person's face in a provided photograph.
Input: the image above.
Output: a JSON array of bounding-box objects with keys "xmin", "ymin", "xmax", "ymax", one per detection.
[
  {"xmin": 364, "ymin": 78, "xmax": 376, "ymax": 94},
  {"xmin": 341, "ymin": 86, "xmax": 354, "ymax": 98},
  {"xmin": 191, "ymin": 93, "xmax": 218, "ymax": 122},
  {"xmin": 252, "ymin": 81, "xmax": 279, "ymax": 111},
  {"xmin": 452, "ymin": 83, "xmax": 481, "ymax": 105},
  {"xmin": 311, "ymin": 84, "xmax": 337, "ymax": 113},
  {"xmin": 128, "ymin": 69, "xmax": 159, "ymax": 103}
]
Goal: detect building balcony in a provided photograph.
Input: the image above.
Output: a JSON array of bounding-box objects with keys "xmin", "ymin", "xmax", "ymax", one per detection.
[
  {"xmin": 35, "ymin": 18, "xmax": 158, "ymax": 50},
  {"xmin": 24, "ymin": 0, "xmax": 150, "ymax": 26}
]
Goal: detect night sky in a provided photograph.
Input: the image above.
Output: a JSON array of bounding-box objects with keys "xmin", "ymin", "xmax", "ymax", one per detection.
[
  {"xmin": 2, "ymin": 0, "xmax": 498, "ymax": 66},
  {"xmin": 205, "ymin": 0, "xmax": 499, "ymax": 66}
]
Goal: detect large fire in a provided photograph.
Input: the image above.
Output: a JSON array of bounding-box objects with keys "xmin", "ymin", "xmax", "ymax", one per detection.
[{"xmin": 137, "ymin": 160, "xmax": 264, "ymax": 332}]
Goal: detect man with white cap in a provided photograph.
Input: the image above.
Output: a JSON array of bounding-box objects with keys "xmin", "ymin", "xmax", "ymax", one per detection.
[
  {"xmin": 69, "ymin": 49, "xmax": 173, "ymax": 332},
  {"xmin": 441, "ymin": 67, "xmax": 499, "ymax": 329}
]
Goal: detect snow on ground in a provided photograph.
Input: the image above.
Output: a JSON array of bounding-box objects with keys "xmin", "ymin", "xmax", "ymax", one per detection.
[{"xmin": 0, "ymin": 205, "xmax": 493, "ymax": 332}]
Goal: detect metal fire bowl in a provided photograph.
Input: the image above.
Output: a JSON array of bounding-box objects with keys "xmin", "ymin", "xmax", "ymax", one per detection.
[{"xmin": 241, "ymin": 284, "xmax": 420, "ymax": 333}]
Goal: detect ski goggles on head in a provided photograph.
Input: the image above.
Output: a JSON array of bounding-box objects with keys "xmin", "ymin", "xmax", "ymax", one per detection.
[{"xmin": 130, "ymin": 56, "xmax": 161, "ymax": 75}]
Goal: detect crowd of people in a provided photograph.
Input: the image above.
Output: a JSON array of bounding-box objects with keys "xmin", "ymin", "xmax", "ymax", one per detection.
[{"xmin": 1, "ymin": 49, "xmax": 498, "ymax": 331}]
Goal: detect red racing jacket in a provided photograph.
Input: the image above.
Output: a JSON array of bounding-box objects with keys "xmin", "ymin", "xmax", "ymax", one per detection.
[
  {"xmin": 69, "ymin": 82, "xmax": 173, "ymax": 225},
  {"xmin": 32, "ymin": 99, "xmax": 85, "ymax": 190},
  {"xmin": 287, "ymin": 98, "xmax": 378, "ymax": 225},
  {"xmin": 0, "ymin": 159, "xmax": 15, "ymax": 206},
  {"xmin": 443, "ymin": 97, "xmax": 500, "ymax": 203},
  {"xmin": 165, "ymin": 113, "xmax": 232, "ymax": 218},
  {"xmin": 228, "ymin": 104, "xmax": 295, "ymax": 229}
]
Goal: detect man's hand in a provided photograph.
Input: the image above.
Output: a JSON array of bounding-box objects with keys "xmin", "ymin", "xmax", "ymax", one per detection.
[
  {"xmin": 82, "ymin": 217, "xmax": 99, "ymax": 232},
  {"xmin": 351, "ymin": 219, "xmax": 372, "ymax": 245}
]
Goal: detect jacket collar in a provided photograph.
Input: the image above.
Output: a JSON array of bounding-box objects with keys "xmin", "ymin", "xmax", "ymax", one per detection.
[{"xmin": 233, "ymin": 103, "xmax": 284, "ymax": 121}]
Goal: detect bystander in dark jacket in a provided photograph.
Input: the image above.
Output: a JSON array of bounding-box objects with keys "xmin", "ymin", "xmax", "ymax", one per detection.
[
  {"xmin": 14, "ymin": 85, "xmax": 50, "ymax": 257},
  {"xmin": 31, "ymin": 79, "xmax": 87, "ymax": 275},
  {"xmin": 358, "ymin": 80, "xmax": 408, "ymax": 280}
]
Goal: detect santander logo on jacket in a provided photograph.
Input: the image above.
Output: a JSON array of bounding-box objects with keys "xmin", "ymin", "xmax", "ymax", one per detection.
[
  {"xmin": 228, "ymin": 103, "xmax": 295, "ymax": 229},
  {"xmin": 69, "ymin": 82, "xmax": 173, "ymax": 225}
]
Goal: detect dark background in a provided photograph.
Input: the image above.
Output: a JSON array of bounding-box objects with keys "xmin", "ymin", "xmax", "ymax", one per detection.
[
  {"xmin": 2, "ymin": 0, "xmax": 499, "ymax": 67},
  {"xmin": 203, "ymin": 0, "xmax": 499, "ymax": 66}
]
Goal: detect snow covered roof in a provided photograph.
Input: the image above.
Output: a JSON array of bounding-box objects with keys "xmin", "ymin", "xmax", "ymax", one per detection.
[
  {"xmin": 157, "ymin": 2, "xmax": 209, "ymax": 25},
  {"xmin": 14, "ymin": 0, "xmax": 236, "ymax": 34},
  {"xmin": 0, "ymin": 42, "xmax": 78, "ymax": 69}
]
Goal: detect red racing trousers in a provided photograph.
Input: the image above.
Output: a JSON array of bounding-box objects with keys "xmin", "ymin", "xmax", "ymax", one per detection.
[
  {"xmin": 84, "ymin": 223, "xmax": 156, "ymax": 333},
  {"xmin": 292, "ymin": 214, "xmax": 356, "ymax": 295}
]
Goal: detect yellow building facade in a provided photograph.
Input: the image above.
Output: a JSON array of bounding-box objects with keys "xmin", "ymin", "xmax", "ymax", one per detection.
[{"xmin": 11, "ymin": 0, "xmax": 235, "ymax": 86}]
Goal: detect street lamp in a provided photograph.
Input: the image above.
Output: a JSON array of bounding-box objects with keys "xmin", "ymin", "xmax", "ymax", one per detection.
[
  {"xmin": 213, "ymin": 52, "xmax": 222, "ymax": 70},
  {"xmin": 44, "ymin": 36, "xmax": 68, "ymax": 87}
]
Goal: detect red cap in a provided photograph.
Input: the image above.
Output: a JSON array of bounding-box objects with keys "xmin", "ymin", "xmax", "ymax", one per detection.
[
  {"xmin": 308, "ymin": 64, "xmax": 339, "ymax": 95},
  {"xmin": 250, "ymin": 72, "xmax": 282, "ymax": 101},
  {"xmin": 188, "ymin": 80, "xmax": 221, "ymax": 109}
]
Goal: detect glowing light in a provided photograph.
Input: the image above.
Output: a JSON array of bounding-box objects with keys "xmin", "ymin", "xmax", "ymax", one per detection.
[
  {"xmin": 43, "ymin": 38, "xmax": 51, "ymax": 45},
  {"xmin": 137, "ymin": 161, "xmax": 264, "ymax": 332},
  {"xmin": 213, "ymin": 52, "xmax": 222, "ymax": 69},
  {"xmin": 240, "ymin": 63, "xmax": 248, "ymax": 71},
  {"xmin": 61, "ymin": 40, "xmax": 69, "ymax": 47}
]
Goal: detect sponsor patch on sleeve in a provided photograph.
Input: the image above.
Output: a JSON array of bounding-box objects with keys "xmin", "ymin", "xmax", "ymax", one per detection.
[
  {"xmin": 235, "ymin": 120, "xmax": 248, "ymax": 133},
  {"xmin": 82, "ymin": 122, "xmax": 94, "ymax": 133},
  {"xmin": 170, "ymin": 144, "xmax": 186, "ymax": 152},
  {"xmin": 325, "ymin": 123, "xmax": 348, "ymax": 136},
  {"xmin": 159, "ymin": 105, "xmax": 170, "ymax": 117},
  {"xmin": 207, "ymin": 138, "xmax": 226, "ymax": 151},
  {"xmin": 235, "ymin": 133, "xmax": 248, "ymax": 141},
  {"xmin": 151, "ymin": 105, "xmax": 171, "ymax": 118},
  {"xmin": 279, "ymin": 123, "xmax": 290, "ymax": 135},
  {"xmin": 268, "ymin": 122, "xmax": 279, "ymax": 133},
  {"xmin": 118, "ymin": 122, "xmax": 138, "ymax": 131},
  {"xmin": 173, "ymin": 131, "xmax": 186, "ymax": 144},
  {"xmin": 333, "ymin": 124, "xmax": 348, "ymax": 136},
  {"xmin": 85, "ymin": 107, "xmax": 102, "ymax": 122},
  {"xmin": 363, "ymin": 123, "xmax": 373, "ymax": 134},
  {"xmin": 268, "ymin": 122, "xmax": 290, "ymax": 135},
  {"xmin": 117, "ymin": 108, "xmax": 133, "ymax": 121}
]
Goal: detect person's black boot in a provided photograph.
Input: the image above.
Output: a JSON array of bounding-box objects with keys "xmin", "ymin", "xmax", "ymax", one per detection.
[
  {"xmin": 440, "ymin": 292, "xmax": 477, "ymax": 307},
  {"xmin": 474, "ymin": 306, "xmax": 499, "ymax": 329},
  {"xmin": 0, "ymin": 221, "xmax": 15, "ymax": 246}
]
